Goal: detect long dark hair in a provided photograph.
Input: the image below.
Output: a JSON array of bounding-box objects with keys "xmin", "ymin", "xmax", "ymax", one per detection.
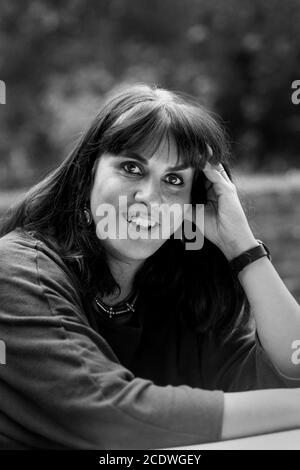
[{"xmin": 0, "ymin": 83, "xmax": 250, "ymax": 342}]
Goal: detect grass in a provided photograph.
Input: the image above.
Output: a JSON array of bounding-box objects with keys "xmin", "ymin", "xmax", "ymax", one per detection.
[{"xmin": 1, "ymin": 171, "xmax": 300, "ymax": 303}]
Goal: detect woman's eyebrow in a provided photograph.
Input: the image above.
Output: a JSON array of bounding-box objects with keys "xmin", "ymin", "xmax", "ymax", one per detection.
[{"xmin": 118, "ymin": 151, "xmax": 191, "ymax": 172}]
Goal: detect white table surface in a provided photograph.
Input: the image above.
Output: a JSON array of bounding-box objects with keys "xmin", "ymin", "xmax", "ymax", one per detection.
[{"xmin": 165, "ymin": 429, "xmax": 300, "ymax": 450}]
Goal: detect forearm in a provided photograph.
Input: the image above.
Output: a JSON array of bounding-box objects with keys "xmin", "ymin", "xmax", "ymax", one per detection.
[
  {"xmin": 237, "ymin": 254, "xmax": 300, "ymax": 377},
  {"xmin": 202, "ymin": 165, "xmax": 300, "ymax": 378},
  {"xmin": 221, "ymin": 388, "xmax": 300, "ymax": 440}
]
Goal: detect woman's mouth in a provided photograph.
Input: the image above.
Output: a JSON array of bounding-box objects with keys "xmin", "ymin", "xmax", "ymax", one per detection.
[{"xmin": 126, "ymin": 215, "xmax": 158, "ymax": 232}]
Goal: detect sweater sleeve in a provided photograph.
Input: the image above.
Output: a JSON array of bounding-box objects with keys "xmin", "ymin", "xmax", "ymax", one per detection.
[
  {"xmin": 0, "ymin": 231, "xmax": 224, "ymax": 450},
  {"xmin": 200, "ymin": 313, "xmax": 300, "ymax": 392}
]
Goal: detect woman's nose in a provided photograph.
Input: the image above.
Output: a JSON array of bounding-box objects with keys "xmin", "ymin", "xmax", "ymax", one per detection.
[{"xmin": 133, "ymin": 178, "xmax": 162, "ymax": 205}]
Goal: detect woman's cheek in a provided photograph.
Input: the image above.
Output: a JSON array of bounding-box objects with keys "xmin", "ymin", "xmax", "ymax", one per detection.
[
  {"xmin": 166, "ymin": 189, "xmax": 191, "ymax": 207},
  {"xmin": 101, "ymin": 176, "xmax": 131, "ymax": 201}
]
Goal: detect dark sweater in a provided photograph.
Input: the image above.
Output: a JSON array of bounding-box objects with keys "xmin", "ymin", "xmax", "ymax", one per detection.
[{"xmin": 0, "ymin": 229, "xmax": 299, "ymax": 450}]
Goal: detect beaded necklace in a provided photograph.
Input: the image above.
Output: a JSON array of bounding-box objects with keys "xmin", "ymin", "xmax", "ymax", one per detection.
[{"xmin": 95, "ymin": 291, "xmax": 139, "ymax": 319}]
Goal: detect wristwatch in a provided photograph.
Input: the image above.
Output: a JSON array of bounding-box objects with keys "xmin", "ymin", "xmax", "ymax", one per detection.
[{"xmin": 229, "ymin": 239, "xmax": 271, "ymax": 275}]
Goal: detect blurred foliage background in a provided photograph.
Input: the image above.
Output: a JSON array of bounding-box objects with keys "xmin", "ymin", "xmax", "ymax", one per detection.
[
  {"xmin": 1, "ymin": 0, "xmax": 300, "ymax": 186},
  {"xmin": 0, "ymin": 0, "xmax": 300, "ymax": 300}
]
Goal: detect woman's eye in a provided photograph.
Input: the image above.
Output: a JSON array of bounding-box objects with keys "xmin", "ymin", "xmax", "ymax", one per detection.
[
  {"xmin": 122, "ymin": 162, "xmax": 143, "ymax": 175},
  {"xmin": 165, "ymin": 174, "xmax": 184, "ymax": 186}
]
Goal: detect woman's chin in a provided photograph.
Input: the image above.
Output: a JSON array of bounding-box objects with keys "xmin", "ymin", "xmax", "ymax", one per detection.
[{"xmin": 103, "ymin": 238, "xmax": 165, "ymax": 262}]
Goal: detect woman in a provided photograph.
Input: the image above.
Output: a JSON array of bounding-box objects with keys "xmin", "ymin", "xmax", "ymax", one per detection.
[{"xmin": 0, "ymin": 83, "xmax": 300, "ymax": 450}]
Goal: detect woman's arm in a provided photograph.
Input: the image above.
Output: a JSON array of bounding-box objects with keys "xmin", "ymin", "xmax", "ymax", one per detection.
[
  {"xmin": 1, "ymin": 232, "xmax": 300, "ymax": 449},
  {"xmin": 222, "ymin": 388, "xmax": 300, "ymax": 440},
  {"xmin": 232, "ymin": 245, "xmax": 300, "ymax": 379},
  {"xmin": 0, "ymin": 232, "xmax": 226, "ymax": 449},
  {"xmin": 202, "ymin": 161, "xmax": 300, "ymax": 379}
]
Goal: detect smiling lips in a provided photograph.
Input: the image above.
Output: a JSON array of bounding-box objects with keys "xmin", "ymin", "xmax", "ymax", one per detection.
[{"xmin": 126, "ymin": 214, "xmax": 158, "ymax": 231}]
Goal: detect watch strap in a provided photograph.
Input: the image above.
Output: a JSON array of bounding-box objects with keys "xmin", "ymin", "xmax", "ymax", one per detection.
[{"xmin": 229, "ymin": 239, "xmax": 271, "ymax": 275}]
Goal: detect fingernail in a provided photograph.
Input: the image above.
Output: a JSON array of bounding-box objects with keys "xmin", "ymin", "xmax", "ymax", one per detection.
[{"xmin": 206, "ymin": 144, "xmax": 213, "ymax": 157}]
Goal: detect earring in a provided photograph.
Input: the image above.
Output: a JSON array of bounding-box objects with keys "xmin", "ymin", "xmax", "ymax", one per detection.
[{"xmin": 83, "ymin": 206, "xmax": 92, "ymax": 226}]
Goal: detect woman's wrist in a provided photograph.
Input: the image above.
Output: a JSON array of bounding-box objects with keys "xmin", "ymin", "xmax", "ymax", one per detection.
[{"xmin": 221, "ymin": 236, "xmax": 259, "ymax": 261}]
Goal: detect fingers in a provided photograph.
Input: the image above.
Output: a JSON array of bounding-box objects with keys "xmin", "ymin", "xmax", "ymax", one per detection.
[
  {"xmin": 203, "ymin": 161, "xmax": 231, "ymax": 184},
  {"xmin": 204, "ymin": 145, "xmax": 229, "ymax": 178},
  {"xmin": 206, "ymin": 144, "xmax": 213, "ymax": 158}
]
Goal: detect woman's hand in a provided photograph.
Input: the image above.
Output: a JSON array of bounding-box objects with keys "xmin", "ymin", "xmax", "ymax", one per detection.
[{"xmin": 200, "ymin": 159, "xmax": 258, "ymax": 260}]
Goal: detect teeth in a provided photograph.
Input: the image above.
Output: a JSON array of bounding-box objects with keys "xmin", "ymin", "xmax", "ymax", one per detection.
[{"xmin": 127, "ymin": 216, "xmax": 156, "ymax": 229}]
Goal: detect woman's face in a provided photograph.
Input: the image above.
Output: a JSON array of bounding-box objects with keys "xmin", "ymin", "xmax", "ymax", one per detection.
[{"xmin": 90, "ymin": 137, "xmax": 194, "ymax": 263}]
